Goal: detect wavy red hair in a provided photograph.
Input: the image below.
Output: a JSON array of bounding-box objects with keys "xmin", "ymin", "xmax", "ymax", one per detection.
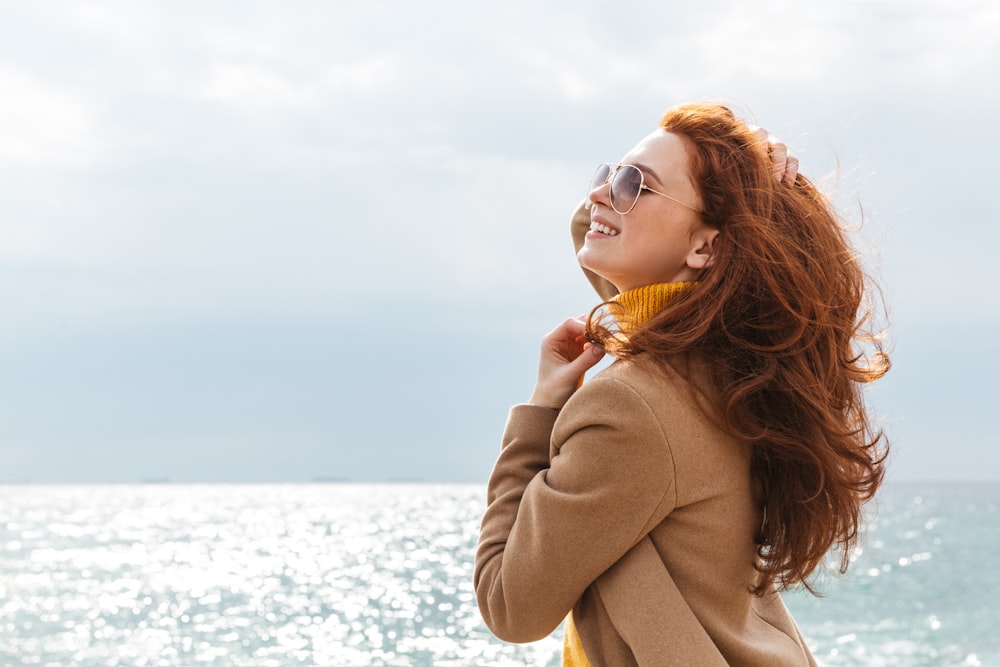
[{"xmin": 590, "ymin": 102, "xmax": 889, "ymax": 595}]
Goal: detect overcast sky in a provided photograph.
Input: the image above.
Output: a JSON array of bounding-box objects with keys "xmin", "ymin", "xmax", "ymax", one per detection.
[{"xmin": 1, "ymin": 1, "xmax": 997, "ymax": 483}]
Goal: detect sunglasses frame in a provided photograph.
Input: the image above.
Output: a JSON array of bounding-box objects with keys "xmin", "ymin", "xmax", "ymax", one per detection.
[{"xmin": 592, "ymin": 163, "xmax": 702, "ymax": 215}]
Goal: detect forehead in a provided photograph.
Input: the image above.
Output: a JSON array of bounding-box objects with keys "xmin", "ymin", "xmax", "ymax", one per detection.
[{"xmin": 621, "ymin": 129, "xmax": 694, "ymax": 186}]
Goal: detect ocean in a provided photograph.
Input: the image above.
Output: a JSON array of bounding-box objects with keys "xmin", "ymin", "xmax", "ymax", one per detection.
[{"xmin": 0, "ymin": 482, "xmax": 995, "ymax": 666}]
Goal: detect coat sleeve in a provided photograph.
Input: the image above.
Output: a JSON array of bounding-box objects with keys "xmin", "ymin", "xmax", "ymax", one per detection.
[{"xmin": 474, "ymin": 375, "xmax": 678, "ymax": 643}]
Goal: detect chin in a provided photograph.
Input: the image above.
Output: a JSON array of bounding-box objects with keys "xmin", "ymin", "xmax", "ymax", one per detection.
[{"xmin": 578, "ymin": 249, "xmax": 605, "ymax": 273}]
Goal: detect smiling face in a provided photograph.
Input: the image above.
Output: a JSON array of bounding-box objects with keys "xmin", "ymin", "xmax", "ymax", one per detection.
[{"xmin": 577, "ymin": 129, "xmax": 718, "ymax": 293}]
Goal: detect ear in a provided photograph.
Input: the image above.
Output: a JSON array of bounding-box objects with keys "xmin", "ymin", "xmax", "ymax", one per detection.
[{"xmin": 686, "ymin": 226, "xmax": 719, "ymax": 271}]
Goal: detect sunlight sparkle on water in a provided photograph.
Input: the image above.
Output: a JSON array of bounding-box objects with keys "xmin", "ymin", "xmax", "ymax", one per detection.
[{"xmin": 0, "ymin": 484, "xmax": 561, "ymax": 666}]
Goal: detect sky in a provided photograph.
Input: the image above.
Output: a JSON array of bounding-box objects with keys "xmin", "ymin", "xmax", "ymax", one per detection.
[{"xmin": 1, "ymin": 1, "xmax": 998, "ymax": 483}]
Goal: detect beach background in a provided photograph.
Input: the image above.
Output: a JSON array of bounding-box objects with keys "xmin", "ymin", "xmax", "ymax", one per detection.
[
  {"xmin": 1, "ymin": 482, "xmax": 996, "ymax": 666},
  {"xmin": 2, "ymin": 2, "xmax": 999, "ymax": 665}
]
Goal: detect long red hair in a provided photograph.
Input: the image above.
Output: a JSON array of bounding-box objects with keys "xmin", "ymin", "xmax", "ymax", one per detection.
[{"xmin": 591, "ymin": 103, "xmax": 889, "ymax": 594}]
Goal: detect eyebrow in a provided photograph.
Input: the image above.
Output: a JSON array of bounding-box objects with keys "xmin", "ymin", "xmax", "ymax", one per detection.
[{"xmin": 630, "ymin": 162, "xmax": 664, "ymax": 187}]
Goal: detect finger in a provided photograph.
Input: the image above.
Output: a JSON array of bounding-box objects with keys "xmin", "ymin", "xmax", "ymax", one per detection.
[
  {"xmin": 782, "ymin": 155, "xmax": 799, "ymax": 185},
  {"xmin": 769, "ymin": 142, "xmax": 788, "ymax": 182},
  {"xmin": 541, "ymin": 321, "xmax": 590, "ymax": 363},
  {"xmin": 545, "ymin": 317, "xmax": 586, "ymax": 342},
  {"xmin": 566, "ymin": 341, "xmax": 605, "ymax": 375},
  {"xmin": 750, "ymin": 126, "xmax": 769, "ymax": 155}
]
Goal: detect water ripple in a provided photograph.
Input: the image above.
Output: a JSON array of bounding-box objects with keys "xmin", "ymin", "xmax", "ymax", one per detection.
[
  {"xmin": 0, "ymin": 484, "xmax": 560, "ymax": 666},
  {"xmin": 2, "ymin": 483, "xmax": 995, "ymax": 666}
]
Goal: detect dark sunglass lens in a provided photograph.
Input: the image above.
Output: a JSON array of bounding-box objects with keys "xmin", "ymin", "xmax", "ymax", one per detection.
[
  {"xmin": 591, "ymin": 163, "xmax": 611, "ymax": 190},
  {"xmin": 611, "ymin": 165, "xmax": 642, "ymax": 212}
]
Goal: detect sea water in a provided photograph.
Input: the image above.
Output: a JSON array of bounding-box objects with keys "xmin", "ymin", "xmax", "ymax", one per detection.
[{"xmin": 0, "ymin": 483, "xmax": 995, "ymax": 666}]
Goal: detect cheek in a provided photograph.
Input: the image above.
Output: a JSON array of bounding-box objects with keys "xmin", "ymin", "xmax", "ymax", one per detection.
[
  {"xmin": 642, "ymin": 224, "xmax": 686, "ymax": 253},
  {"xmin": 641, "ymin": 227, "xmax": 694, "ymax": 266}
]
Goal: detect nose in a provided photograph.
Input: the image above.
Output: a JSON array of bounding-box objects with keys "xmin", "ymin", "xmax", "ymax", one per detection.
[{"xmin": 588, "ymin": 175, "xmax": 612, "ymax": 210}]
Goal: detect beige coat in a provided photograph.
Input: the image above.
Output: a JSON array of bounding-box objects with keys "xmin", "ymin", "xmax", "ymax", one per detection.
[{"xmin": 474, "ymin": 352, "xmax": 818, "ymax": 666}]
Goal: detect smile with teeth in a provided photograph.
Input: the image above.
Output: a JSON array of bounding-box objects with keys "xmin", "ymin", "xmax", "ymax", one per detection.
[{"xmin": 590, "ymin": 221, "xmax": 619, "ymax": 236}]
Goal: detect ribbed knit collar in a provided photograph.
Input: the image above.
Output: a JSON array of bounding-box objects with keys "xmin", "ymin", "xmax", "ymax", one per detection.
[{"xmin": 610, "ymin": 282, "xmax": 698, "ymax": 332}]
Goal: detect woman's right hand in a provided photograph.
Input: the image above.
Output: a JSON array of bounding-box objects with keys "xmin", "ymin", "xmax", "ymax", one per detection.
[{"xmin": 528, "ymin": 317, "xmax": 606, "ymax": 410}]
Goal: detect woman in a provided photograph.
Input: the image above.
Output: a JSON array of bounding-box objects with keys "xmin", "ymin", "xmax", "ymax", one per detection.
[{"xmin": 474, "ymin": 102, "xmax": 888, "ymax": 665}]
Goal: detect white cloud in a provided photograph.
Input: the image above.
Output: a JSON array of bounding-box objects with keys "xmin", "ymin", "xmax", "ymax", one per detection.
[
  {"xmin": 62, "ymin": 1, "xmax": 158, "ymax": 49},
  {"xmin": 0, "ymin": 64, "xmax": 102, "ymax": 167},
  {"xmin": 325, "ymin": 57, "xmax": 402, "ymax": 91},
  {"xmin": 689, "ymin": 5, "xmax": 847, "ymax": 84},
  {"xmin": 200, "ymin": 62, "xmax": 320, "ymax": 113},
  {"xmin": 903, "ymin": 3, "xmax": 1000, "ymax": 79}
]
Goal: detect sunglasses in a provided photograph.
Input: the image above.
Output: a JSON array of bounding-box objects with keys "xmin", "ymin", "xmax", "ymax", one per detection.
[{"xmin": 590, "ymin": 163, "xmax": 701, "ymax": 215}]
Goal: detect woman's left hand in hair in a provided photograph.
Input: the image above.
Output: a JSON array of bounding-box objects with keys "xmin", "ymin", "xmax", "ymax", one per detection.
[
  {"xmin": 528, "ymin": 316, "xmax": 606, "ymax": 410},
  {"xmin": 751, "ymin": 126, "xmax": 799, "ymax": 185}
]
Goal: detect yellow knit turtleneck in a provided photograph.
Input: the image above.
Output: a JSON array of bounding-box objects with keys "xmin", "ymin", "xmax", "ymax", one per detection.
[
  {"xmin": 609, "ymin": 281, "xmax": 699, "ymax": 333},
  {"xmin": 562, "ymin": 282, "xmax": 697, "ymax": 667}
]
